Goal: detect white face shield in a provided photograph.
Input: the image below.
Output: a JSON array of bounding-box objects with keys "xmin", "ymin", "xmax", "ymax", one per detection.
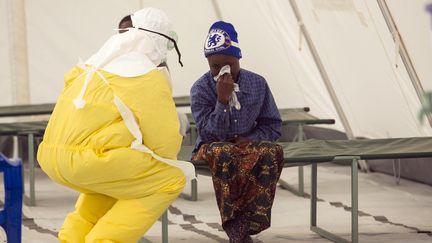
[
  {"xmin": 131, "ymin": 8, "xmax": 183, "ymax": 67},
  {"xmin": 85, "ymin": 7, "xmax": 182, "ymax": 78}
]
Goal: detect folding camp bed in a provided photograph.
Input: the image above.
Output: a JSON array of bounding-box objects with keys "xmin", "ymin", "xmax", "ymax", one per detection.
[
  {"xmin": 278, "ymin": 108, "xmax": 335, "ymax": 197},
  {"xmin": 0, "ymin": 97, "xmax": 189, "ymax": 118},
  {"xmin": 0, "ymin": 121, "xmax": 47, "ymax": 206},
  {"xmin": 181, "ymin": 107, "xmax": 335, "ymax": 200},
  {"xmin": 172, "ymin": 95, "xmax": 191, "ymax": 107},
  {"xmin": 0, "ymin": 103, "xmax": 54, "ymax": 117},
  {"xmin": 171, "ymin": 137, "xmax": 432, "ymax": 243}
]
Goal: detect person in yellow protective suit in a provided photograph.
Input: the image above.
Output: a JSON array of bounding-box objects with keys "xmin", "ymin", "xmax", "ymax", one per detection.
[
  {"xmin": 117, "ymin": 14, "xmax": 190, "ymax": 137},
  {"xmin": 37, "ymin": 8, "xmax": 195, "ymax": 243}
]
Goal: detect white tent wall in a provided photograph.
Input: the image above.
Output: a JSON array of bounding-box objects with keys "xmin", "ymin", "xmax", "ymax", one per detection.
[
  {"xmin": 0, "ymin": 0, "xmax": 13, "ymax": 105},
  {"xmin": 216, "ymin": 0, "xmax": 344, "ymax": 131},
  {"xmin": 22, "ymin": 0, "xmax": 220, "ymax": 102},
  {"xmin": 25, "ymin": 0, "xmax": 141, "ymax": 104},
  {"xmin": 296, "ymin": 0, "xmax": 432, "ymax": 138},
  {"xmin": 1, "ymin": 0, "xmax": 31, "ymax": 106},
  {"xmin": 386, "ymin": 0, "xmax": 432, "ymax": 91}
]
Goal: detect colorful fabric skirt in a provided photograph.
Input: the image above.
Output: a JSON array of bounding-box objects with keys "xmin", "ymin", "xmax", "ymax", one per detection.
[{"xmin": 193, "ymin": 141, "xmax": 284, "ymax": 240}]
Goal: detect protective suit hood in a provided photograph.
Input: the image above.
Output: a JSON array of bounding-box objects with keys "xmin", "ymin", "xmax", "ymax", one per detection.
[{"xmin": 85, "ymin": 7, "xmax": 173, "ymax": 77}]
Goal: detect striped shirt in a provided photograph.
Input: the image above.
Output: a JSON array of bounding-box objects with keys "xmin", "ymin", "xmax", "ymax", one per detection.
[{"xmin": 190, "ymin": 69, "xmax": 281, "ymax": 151}]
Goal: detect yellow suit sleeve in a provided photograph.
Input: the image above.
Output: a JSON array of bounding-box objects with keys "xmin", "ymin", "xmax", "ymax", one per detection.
[
  {"xmin": 109, "ymin": 70, "xmax": 182, "ymax": 160},
  {"xmin": 63, "ymin": 67, "xmax": 84, "ymax": 90}
]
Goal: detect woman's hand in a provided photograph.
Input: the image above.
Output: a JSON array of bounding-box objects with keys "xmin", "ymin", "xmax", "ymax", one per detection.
[
  {"xmin": 216, "ymin": 74, "xmax": 234, "ymax": 105},
  {"xmin": 228, "ymin": 136, "xmax": 252, "ymax": 149}
]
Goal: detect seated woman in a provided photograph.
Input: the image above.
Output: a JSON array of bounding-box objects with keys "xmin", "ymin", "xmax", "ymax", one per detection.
[{"xmin": 190, "ymin": 21, "xmax": 284, "ymax": 243}]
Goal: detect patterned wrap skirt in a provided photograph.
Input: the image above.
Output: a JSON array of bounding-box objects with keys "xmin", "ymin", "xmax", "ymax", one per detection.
[{"xmin": 193, "ymin": 141, "xmax": 284, "ymax": 236}]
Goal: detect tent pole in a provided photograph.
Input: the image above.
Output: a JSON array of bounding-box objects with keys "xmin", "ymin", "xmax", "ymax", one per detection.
[
  {"xmin": 287, "ymin": 0, "xmax": 369, "ymax": 171},
  {"xmin": 211, "ymin": 0, "xmax": 223, "ymax": 20},
  {"xmin": 6, "ymin": 0, "xmax": 30, "ymax": 105},
  {"xmin": 377, "ymin": 0, "xmax": 432, "ymax": 127}
]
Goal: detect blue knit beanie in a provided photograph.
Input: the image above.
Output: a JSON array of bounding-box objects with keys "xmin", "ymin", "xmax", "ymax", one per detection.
[{"xmin": 204, "ymin": 21, "xmax": 242, "ymax": 59}]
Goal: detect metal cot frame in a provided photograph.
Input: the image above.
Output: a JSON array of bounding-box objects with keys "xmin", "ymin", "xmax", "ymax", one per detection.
[{"xmin": 164, "ymin": 137, "xmax": 432, "ymax": 243}]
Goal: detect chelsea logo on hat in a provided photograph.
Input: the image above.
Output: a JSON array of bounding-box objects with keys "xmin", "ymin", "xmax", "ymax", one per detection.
[
  {"xmin": 203, "ymin": 21, "xmax": 242, "ymax": 59},
  {"xmin": 205, "ymin": 29, "xmax": 231, "ymax": 52}
]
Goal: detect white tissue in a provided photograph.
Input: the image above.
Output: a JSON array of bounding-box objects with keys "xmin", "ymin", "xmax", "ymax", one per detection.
[{"xmin": 213, "ymin": 65, "xmax": 241, "ymax": 110}]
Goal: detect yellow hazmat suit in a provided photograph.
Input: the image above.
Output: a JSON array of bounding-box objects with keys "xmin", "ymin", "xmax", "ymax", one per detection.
[
  {"xmin": 38, "ymin": 8, "xmax": 195, "ymax": 242},
  {"xmin": 38, "ymin": 65, "xmax": 186, "ymax": 242}
]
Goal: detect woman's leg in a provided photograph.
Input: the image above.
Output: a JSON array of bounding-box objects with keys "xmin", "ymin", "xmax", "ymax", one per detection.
[
  {"xmin": 224, "ymin": 215, "xmax": 253, "ymax": 243},
  {"xmin": 246, "ymin": 141, "xmax": 284, "ymax": 234},
  {"xmin": 194, "ymin": 142, "xmax": 254, "ymax": 242},
  {"xmin": 194, "ymin": 141, "xmax": 283, "ymax": 241}
]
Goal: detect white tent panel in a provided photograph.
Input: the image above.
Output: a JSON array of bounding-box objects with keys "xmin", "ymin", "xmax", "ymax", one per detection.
[
  {"xmin": 24, "ymin": 0, "xmax": 219, "ymax": 100},
  {"xmin": 296, "ymin": 0, "xmax": 431, "ymax": 138},
  {"xmin": 386, "ymin": 0, "xmax": 432, "ymax": 91},
  {"xmin": 0, "ymin": 0, "xmax": 13, "ymax": 105},
  {"xmin": 25, "ymin": 0, "xmax": 140, "ymax": 104},
  {"xmin": 362, "ymin": 0, "xmax": 432, "ymax": 136}
]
